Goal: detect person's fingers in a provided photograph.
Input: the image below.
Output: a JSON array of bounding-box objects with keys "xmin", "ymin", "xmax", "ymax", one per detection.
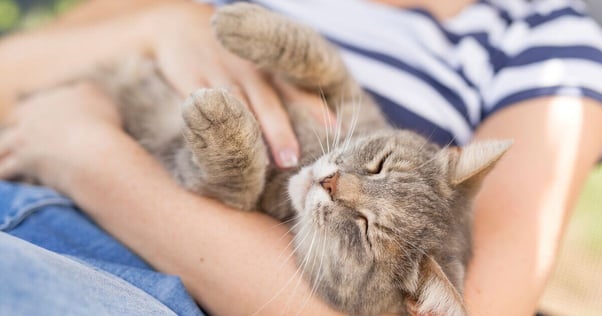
[
  {"xmin": 272, "ymin": 78, "xmax": 337, "ymax": 128},
  {"xmin": 160, "ymin": 61, "xmax": 206, "ymax": 96},
  {"xmin": 238, "ymin": 73, "xmax": 300, "ymax": 169},
  {"xmin": 0, "ymin": 155, "xmax": 20, "ymax": 180},
  {"xmin": 205, "ymin": 74, "xmax": 250, "ymax": 107},
  {"xmin": 0, "ymin": 129, "xmax": 14, "ymax": 159},
  {"xmin": 157, "ymin": 47, "xmax": 214, "ymax": 96}
]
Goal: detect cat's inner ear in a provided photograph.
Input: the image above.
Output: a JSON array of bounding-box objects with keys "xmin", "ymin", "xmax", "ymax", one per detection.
[
  {"xmin": 412, "ymin": 256, "xmax": 467, "ymax": 316},
  {"xmin": 448, "ymin": 140, "xmax": 513, "ymax": 186}
]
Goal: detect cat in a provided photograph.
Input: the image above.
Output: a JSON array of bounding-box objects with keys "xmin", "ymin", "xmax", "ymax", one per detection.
[{"xmin": 85, "ymin": 3, "xmax": 512, "ymax": 315}]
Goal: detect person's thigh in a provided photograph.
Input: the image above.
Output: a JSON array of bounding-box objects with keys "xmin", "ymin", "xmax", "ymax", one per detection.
[
  {"xmin": 0, "ymin": 232, "xmax": 176, "ymax": 316},
  {"xmin": 0, "ymin": 181, "xmax": 204, "ymax": 316}
]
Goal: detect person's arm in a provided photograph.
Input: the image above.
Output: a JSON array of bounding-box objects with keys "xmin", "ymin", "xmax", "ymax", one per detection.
[
  {"xmin": 5, "ymin": 82, "xmax": 602, "ymax": 315},
  {"xmin": 0, "ymin": 0, "xmax": 201, "ymax": 112},
  {"xmin": 0, "ymin": 1, "xmax": 304, "ymax": 168},
  {"xmin": 66, "ymin": 132, "xmax": 342, "ymax": 315},
  {"xmin": 0, "ymin": 83, "xmax": 341, "ymax": 315},
  {"xmin": 464, "ymin": 96, "xmax": 602, "ymax": 315},
  {"xmin": 50, "ymin": 0, "xmax": 169, "ymax": 27}
]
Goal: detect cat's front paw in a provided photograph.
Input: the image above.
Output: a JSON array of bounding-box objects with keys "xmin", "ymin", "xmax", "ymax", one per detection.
[
  {"xmin": 180, "ymin": 88, "xmax": 267, "ymax": 211},
  {"xmin": 181, "ymin": 88, "xmax": 247, "ymax": 148}
]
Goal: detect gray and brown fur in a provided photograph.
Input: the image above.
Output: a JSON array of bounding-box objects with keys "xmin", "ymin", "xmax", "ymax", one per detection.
[{"xmin": 82, "ymin": 3, "xmax": 511, "ymax": 315}]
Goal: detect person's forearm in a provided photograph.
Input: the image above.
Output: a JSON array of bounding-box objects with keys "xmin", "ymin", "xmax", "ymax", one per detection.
[
  {"xmin": 0, "ymin": 13, "xmax": 147, "ymax": 114},
  {"xmin": 59, "ymin": 127, "xmax": 340, "ymax": 315},
  {"xmin": 52, "ymin": 0, "xmax": 170, "ymax": 28},
  {"xmin": 464, "ymin": 97, "xmax": 602, "ymax": 315}
]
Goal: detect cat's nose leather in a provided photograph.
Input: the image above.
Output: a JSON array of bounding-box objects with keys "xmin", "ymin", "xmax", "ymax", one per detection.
[{"xmin": 320, "ymin": 172, "xmax": 339, "ymax": 197}]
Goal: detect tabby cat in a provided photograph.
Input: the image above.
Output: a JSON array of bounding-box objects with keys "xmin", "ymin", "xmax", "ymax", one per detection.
[{"xmin": 86, "ymin": 3, "xmax": 511, "ymax": 315}]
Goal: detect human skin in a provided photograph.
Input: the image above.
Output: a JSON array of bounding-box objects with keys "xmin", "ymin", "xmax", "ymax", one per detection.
[
  {"xmin": 0, "ymin": 83, "xmax": 344, "ymax": 315},
  {"xmin": 3, "ymin": 0, "xmax": 602, "ymax": 315},
  {"xmin": 4, "ymin": 84, "xmax": 602, "ymax": 316},
  {"xmin": 0, "ymin": 0, "xmax": 319, "ymax": 168}
]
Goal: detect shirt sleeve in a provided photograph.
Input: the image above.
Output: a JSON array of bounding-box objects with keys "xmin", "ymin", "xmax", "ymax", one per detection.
[{"xmin": 481, "ymin": 3, "xmax": 602, "ymax": 118}]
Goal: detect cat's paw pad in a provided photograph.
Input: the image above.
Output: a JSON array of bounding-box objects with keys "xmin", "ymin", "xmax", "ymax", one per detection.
[
  {"xmin": 212, "ymin": 3, "xmax": 275, "ymax": 61},
  {"xmin": 181, "ymin": 88, "xmax": 246, "ymax": 144}
]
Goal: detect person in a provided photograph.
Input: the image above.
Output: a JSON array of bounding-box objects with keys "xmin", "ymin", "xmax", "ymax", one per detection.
[{"xmin": 1, "ymin": 0, "xmax": 602, "ymax": 315}]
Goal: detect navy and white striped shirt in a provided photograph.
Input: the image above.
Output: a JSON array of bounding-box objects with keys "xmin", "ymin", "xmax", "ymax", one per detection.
[{"xmin": 205, "ymin": 0, "xmax": 602, "ymax": 146}]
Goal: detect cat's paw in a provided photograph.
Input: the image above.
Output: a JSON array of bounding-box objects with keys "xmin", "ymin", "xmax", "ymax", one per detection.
[
  {"xmin": 180, "ymin": 88, "xmax": 267, "ymax": 211},
  {"xmin": 181, "ymin": 88, "xmax": 248, "ymax": 148},
  {"xmin": 212, "ymin": 3, "xmax": 279, "ymax": 64}
]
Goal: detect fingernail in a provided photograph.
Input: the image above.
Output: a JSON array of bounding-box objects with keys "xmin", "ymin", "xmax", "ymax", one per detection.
[{"xmin": 279, "ymin": 149, "xmax": 299, "ymax": 168}]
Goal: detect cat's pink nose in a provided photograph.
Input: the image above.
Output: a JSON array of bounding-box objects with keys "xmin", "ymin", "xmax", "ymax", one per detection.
[{"xmin": 320, "ymin": 172, "xmax": 339, "ymax": 197}]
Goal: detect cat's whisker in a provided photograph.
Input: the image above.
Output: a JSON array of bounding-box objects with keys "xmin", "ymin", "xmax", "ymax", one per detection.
[
  {"xmin": 273, "ymin": 194, "xmax": 293, "ymax": 210},
  {"xmin": 410, "ymin": 137, "xmax": 457, "ymax": 172},
  {"xmin": 343, "ymin": 96, "xmax": 361, "ymax": 152},
  {"xmin": 341, "ymin": 100, "xmax": 352, "ymax": 152},
  {"xmin": 269, "ymin": 214, "xmax": 297, "ymax": 229},
  {"xmin": 283, "ymin": 230, "xmax": 318, "ymax": 315},
  {"xmin": 415, "ymin": 129, "xmax": 436, "ymax": 157},
  {"xmin": 390, "ymin": 236, "xmax": 427, "ymax": 258},
  {"xmin": 318, "ymin": 88, "xmax": 332, "ymax": 154},
  {"xmin": 297, "ymin": 232, "xmax": 327, "ymax": 316},
  {"xmin": 320, "ymin": 88, "xmax": 337, "ymax": 154},
  {"xmin": 254, "ymin": 226, "xmax": 314, "ymax": 316},
  {"xmin": 272, "ymin": 244, "xmax": 303, "ymax": 290},
  {"xmin": 334, "ymin": 103, "xmax": 343, "ymax": 147},
  {"xmin": 276, "ymin": 221, "xmax": 302, "ymax": 248},
  {"xmin": 331, "ymin": 101, "xmax": 341, "ymax": 149},
  {"xmin": 277, "ymin": 216, "xmax": 309, "ymax": 268},
  {"xmin": 380, "ymin": 223, "xmax": 429, "ymax": 256},
  {"xmin": 345, "ymin": 93, "xmax": 361, "ymax": 151},
  {"xmin": 251, "ymin": 234, "xmax": 310, "ymax": 316},
  {"xmin": 309, "ymin": 122, "xmax": 326, "ymax": 156},
  {"xmin": 275, "ymin": 218, "xmax": 304, "ymax": 252},
  {"xmin": 375, "ymin": 220, "xmax": 427, "ymax": 255},
  {"xmin": 272, "ymin": 224, "xmax": 303, "ymax": 260},
  {"xmin": 274, "ymin": 222, "xmax": 315, "ymax": 275}
]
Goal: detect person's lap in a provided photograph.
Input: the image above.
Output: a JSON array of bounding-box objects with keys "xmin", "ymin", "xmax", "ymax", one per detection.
[{"xmin": 0, "ymin": 181, "xmax": 204, "ymax": 316}]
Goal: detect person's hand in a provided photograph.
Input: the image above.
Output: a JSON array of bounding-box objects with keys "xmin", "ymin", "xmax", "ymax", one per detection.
[
  {"xmin": 138, "ymin": 2, "xmax": 334, "ymax": 168},
  {"xmin": 0, "ymin": 82, "xmax": 122, "ymax": 190}
]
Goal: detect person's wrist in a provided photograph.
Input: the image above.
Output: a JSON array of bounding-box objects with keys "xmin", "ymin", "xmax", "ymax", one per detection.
[
  {"xmin": 20, "ymin": 82, "xmax": 123, "ymax": 192},
  {"xmin": 50, "ymin": 125, "xmax": 129, "ymax": 194}
]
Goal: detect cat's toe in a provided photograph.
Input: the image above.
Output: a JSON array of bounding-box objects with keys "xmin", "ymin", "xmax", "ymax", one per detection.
[{"xmin": 181, "ymin": 88, "xmax": 245, "ymax": 136}]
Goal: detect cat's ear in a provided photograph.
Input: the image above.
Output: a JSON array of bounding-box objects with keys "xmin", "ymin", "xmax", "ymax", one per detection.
[
  {"xmin": 447, "ymin": 140, "xmax": 513, "ymax": 187},
  {"xmin": 410, "ymin": 256, "xmax": 467, "ymax": 316}
]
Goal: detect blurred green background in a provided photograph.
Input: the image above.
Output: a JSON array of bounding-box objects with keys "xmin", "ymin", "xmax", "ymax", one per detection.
[
  {"xmin": 0, "ymin": 0, "xmax": 81, "ymax": 34},
  {"xmin": 1, "ymin": 0, "xmax": 601, "ymax": 314}
]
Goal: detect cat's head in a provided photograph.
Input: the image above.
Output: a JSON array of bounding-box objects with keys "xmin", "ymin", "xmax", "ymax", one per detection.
[{"xmin": 288, "ymin": 130, "xmax": 511, "ymax": 315}]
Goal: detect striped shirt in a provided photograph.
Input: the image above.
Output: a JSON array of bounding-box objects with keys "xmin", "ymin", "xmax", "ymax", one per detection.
[{"xmin": 204, "ymin": 0, "xmax": 602, "ymax": 146}]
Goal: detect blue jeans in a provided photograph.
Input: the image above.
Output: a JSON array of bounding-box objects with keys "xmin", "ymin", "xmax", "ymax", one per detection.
[{"xmin": 0, "ymin": 181, "xmax": 204, "ymax": 316}]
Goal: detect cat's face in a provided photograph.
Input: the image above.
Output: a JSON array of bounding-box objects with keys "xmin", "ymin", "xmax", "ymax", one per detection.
[{"xmin": 288, "ymin": 130, "xmax": 511, "ymax": 315}]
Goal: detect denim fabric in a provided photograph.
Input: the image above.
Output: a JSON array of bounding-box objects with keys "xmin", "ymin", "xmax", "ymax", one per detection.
[
  {"xmin": 0, "ymin": 181, "xmax": 204, "ymax": 316},
  {"xmin": 0, "ymin": 232, "xmax": 176, "ymax": 316}
]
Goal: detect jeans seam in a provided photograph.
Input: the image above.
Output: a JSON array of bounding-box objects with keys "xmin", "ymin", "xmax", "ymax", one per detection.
[{"xmin": 0, "ymin": 198, "xmax": 73, "ymax": 232}]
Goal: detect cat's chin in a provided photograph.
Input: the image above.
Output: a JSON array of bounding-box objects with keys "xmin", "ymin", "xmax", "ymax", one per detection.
[{"xmin": 288, "ymin": 166, "xmax": 313, "ymax": 213}]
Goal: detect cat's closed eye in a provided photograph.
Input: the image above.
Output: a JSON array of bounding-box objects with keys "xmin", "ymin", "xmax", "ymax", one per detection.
[{"xmin": 367, "ymin": 151, "xmax": 392, "ymax": 174}]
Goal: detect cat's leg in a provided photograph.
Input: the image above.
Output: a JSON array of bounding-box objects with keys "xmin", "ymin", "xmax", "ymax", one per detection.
[
  {"xmin": 212, "ymin": 3, "xmax": 388, "ymax": 135},
  {"xmin": 212, "ymin": 3, "xmax": 357, "ymax": 103},
  {"xmin": 176, "ymin": 88, "xmax": 268, "ymax": 211}
]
